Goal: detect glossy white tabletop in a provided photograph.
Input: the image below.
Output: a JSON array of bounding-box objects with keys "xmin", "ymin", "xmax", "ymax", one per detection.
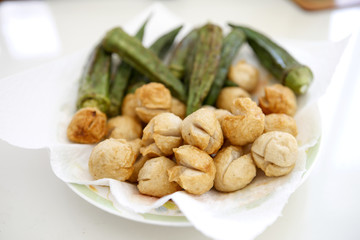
[{"xmin": 1, "ymin": 1, "xmax": 360, "ymax": 239}]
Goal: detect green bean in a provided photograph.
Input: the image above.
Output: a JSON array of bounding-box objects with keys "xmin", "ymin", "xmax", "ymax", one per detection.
[
  {"xmin": 102, "ymin": 27, "xmax": 187, "ymax": 102},
  {"xmin": 76, "ymin": 44, "xmax": 111, "ymax": 113},
  {"xmin": 107, "ymin": 17, "xmax": 150, "ymax": 117},
  {"xmin": 168, "ymin": 28, "xmax": 199, "ymax": 80},
  {"xmin": 186, "ymin": 23, "xmax": 223, "ymax": 115},
  {"xmin": 149, "ymin": 25, "xmax": 183, "ymax": 59},
  {"xmin": 223, "ymin": 79, "xmax": 239, "ymax": 87},
  {"xmin": 126, "ymin": 81, "xmax": 147, "ymax": 94},
  {"xmin": 126, "ymin": 25, "xmax": 183, "ymax": 94},
  {"xmin": 203, "ymin": 28, "xmax": 246, "ymax": 105},
  {"xmin": 229, "ymin": 24, "xmax": 313, "ymax": 95}
]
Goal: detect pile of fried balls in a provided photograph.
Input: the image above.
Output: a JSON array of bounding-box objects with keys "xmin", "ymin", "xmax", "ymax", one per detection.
[{"xmin": 84, "ymin": 60, "xmax": 299, "ymax": 197}]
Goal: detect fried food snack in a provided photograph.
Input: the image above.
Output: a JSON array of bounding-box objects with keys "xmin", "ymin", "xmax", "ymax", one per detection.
[
  {"xmin": 137, "ymin": 156, "xmax": 182, "ymax": 197},
  {"xmin": 264, "ymin": 113, "xmax": 298, "ymax": 137},
  {"xmin": 88, "ymin": 138, "xmax": 139, "ymax": 181},
  {"xmin": 228, "ymin": 25, "xmax": 313, "ymax": 95},
  {"xmin": 214, "ymin": 108, "xmax": 232, "ymax": 125},
  {"xmin": 216, "ymin": 86, "xmax": 251, "ymax": 112},
  {"xmin": 228, "ymin": 60, "xmax": 259, "ymax": 92},
  {"xmin": 127, "ymin": 138, "xmax": 142, "ymax": 155},
  {"xmin": 168, "ymin": 145, "xmax": 216, "ymax": 195},
  {"xmin": 67, "ymin": 107, "xmax": 107, "ymax": 144},
  {"xmin": 201, "ymin": 105, "xmax": 232, "ymax": 127},
  {"xmin": 135, "ymin": 82, "xmax": 172, "ymax": 123},
  {"xmin": 140, "ymin": 112, "xmax": 183, "ymax": 157},
  {"xmin": 259, "ymin": 84, "xmax": 297, "ymax": 116},
  {"xmin": 107, "ymin": 115, "xmax": 142, "ymax": 140},
  {"xmin": 181, "ymin": 108, "xmax": 223, "ymax": 155},
  {"xmin": 222, "ymin": 97, "xmax": 265, "ymax": 146},
  {"xmin": 251, "ymin": 131, "xmax": 298, "ymax": 177},
  {"xmin": 127, "ymin": 155, "xmax": 150, "ymax": 183},
  {"xmin": 170, "ymin": 97, "xmax": 186, "ymax": 119},
  {"xmin": 121, "ymin": 93, "xmax": 140, "ymax": 120},
  {"xmin": 214, "ymin": 146, "xmax": 256, "ymax": 192}
]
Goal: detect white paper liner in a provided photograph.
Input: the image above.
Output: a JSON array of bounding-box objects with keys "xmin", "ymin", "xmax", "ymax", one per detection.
[{"xmin": 0, "ymin": 3, "xmax": 348, "ymax": 240}]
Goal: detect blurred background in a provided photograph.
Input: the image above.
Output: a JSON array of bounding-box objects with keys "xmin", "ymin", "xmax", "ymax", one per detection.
[
  {"xmin": 1, "ymin": 0, "xmax": 359, "ymax": 79},
  {"xmin": 0, "ymin": 1, "xmax": 360, "ymax": 240}
]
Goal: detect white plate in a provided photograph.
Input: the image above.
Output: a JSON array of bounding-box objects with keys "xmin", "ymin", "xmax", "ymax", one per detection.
[{"xmin": 67, "ymin": 133, "xmax": 321, "ymax": 227}]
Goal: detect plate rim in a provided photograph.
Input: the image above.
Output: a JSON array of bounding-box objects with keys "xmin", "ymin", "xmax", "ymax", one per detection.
[
  {"xmin": 66, "ymin": 137, "xmax": 321, "ymax": 227},
  {"xmin": 67, "ymin": 182, "xmax": 192, "ymax": 227}
]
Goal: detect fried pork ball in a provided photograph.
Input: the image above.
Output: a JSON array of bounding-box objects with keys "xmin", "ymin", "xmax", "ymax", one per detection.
[
  {"xmin": 137, "ymin": 156, "xmax": 182, "ymax": 197},
  {"xmin": 127, "ymin": 155, "xmax": 150, "ymax": 183},
  {"xmin": 264, "ymin": 113, "xmax": 298, "ymax": 137},
  {"xmin": 214, "ymin": 108, "xmax": 232, "ymax": 125},
  {"xmin": 140, "ymin": 112, "xmax": 182, "ymax": 157},
  {"xmin": 201, "ymin": 105, "xmax": 232, "ymax": 126},
  {"xmin": 88, "ymin": 138, "xmax": 139, "ymax": 181},
  {"xmin": 107, "ymin": 115, "xmax": 142, "ymax": 140},
  {"xmin": 251, "ymin": 131, "xmax": 298, "ymax": 177},
  {"xmin": 259, "ymin": 84, "xmax": 297, "ymax": 116},
  {"xmin": 168, "ymin": 145, "xmax": 216, "ymax": 195},
  {"xmin": 121, "ymin": 93, "xmax": 140, "ymax": 120},
  {"xmin": 170, "ymin": 97, "xmax": 186, "ymax": 119},
  {"xmin": 228, "ymin": 60, "xmax": 259, "ymax": 92},
  {"xmin": 181, "ymin": 108, "xmax": 223, "ymax": 155},
  {"xmin": 67, "ymin": 107, "xmax": 107, "ymax": 144},
  {"xmin": 135, "ymin": 82, "xmax": 171, "ymax": 123},
  {"xmin": 222, "ymin": 98, "xmax": 265, "ymax": 146},
  {"xmin": 216, "ymin": 87, "xmax": 250, "ymax": 112},
  {"xmin": 214, "ymin": 146, "xmax": 256, "ymax": 192}
]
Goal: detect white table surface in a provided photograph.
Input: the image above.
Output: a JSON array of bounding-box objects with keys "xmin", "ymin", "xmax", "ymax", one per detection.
[{"xmin": 1, "ymin": 0, "xmax": 360, "ymax": 239}]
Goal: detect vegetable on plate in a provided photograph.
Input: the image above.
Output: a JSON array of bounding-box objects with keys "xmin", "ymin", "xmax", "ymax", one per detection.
[{"xmin": 229, "ymin": 24, "xmax": 313, "ymax": 95}]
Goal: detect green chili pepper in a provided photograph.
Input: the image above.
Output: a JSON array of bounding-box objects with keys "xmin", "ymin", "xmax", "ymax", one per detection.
[
  {"xmin": 102, "ymin": 27, "xmax": 187, "ymax": 102},
  {"xmin": 229, "ymin": 24, "xmax": 313, "ymax": 95},
  {"xmin": 203, "ymin": 28, "xmax": 246, "ymax": 106},
  {"xmin": 186, "ymin": 23, "xmax": 223, "ymax": 115}
]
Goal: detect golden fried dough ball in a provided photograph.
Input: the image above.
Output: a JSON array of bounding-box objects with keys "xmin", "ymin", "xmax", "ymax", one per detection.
[
  {"xmin": 201, "ymin": 106, "xmax": 232, "ymax": 126},
  {"xmin": 135, "ymin": 83, "xmax": 171, "ymax": 123},
  {"xmin": 251, "ymin": 131, "xmax": 298, "ymax": 177},
  {"xmin": 127, "ymin": 138, "xmax": 142, "ymax": 156},
  {"xmin": 214, "ymin": 146, "xmax": 256, "ymax": 192},
  {"xmin": 170, "ymin": 97, "xmax": 186, "ymax": 119},
  {"xmin": 222, "ymin": 98, "xmax": 265, "ymax": 146},
  {"xmin": 67, "ymin": 107, "xmax": 107, "ymax": 144},
  {"xmin": 228, "ymin": 60, "xmax": 259, "ymax": 92},
  {"xmin": 121, "ymin": 93, "xmax": 140, "ymax": 120},
  {"xmin": 200, "ymin": 105, "xmax": 216, "ymax": 110},
  {"xmin": 214, "ymin": 109, "xmax": 232, "ymax": 125},
  {"xmin": 141, "ymin": 112, "xmax": 182, "ymax": 157},
  {"xmin": 181, "ymin": 108, "xmax": 223, "ymax": 155},
  {"xmin": 264, "ymin": 113, "xmax": 298, "ymax": 137},
  {"xmin": 127, "ymin": 155, "xmax": 150, "ymax": 183},
  {"xmin": 259, "ymin": 84, "xmax": 297, "ymax": 116},
  {"xmin": 137, "ymin": 156, "xmax": 181, "ymax": 197},
  {"xmin": 168, "ymin": 145, "xmax": 216, "ymax": 195},
  {"xmin": 88, "ymin": 138, "xmax": 137, "ymax": 181},
  {"xmin": 216, "ymin": 87, "xmax": 250, "ymax": 112},
  {"xmin": 107, "ymin": 115, "xmax": 142, "ymax": 140}
]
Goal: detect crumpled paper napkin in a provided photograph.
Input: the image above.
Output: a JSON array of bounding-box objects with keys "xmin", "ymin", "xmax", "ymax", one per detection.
[{"xmin": 0, "ymin": 3, "xmax": 348, "ymax": 240}]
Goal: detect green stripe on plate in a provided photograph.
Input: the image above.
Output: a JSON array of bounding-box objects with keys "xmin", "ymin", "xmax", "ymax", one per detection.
[
  {"xmin": 70, "ymin": 183, "xmax": 189, "ymax": 223},
  {"xmin": 142, "ymin": 213, "xmax": 188, "ymax": 222}
]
